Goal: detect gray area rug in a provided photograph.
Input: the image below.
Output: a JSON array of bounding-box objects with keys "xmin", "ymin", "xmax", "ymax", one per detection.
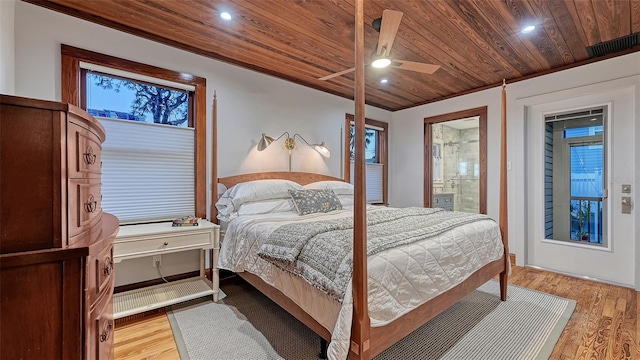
[{"xmin": 167, "ymin": 280, "xmax": 575, "ymax": 360}]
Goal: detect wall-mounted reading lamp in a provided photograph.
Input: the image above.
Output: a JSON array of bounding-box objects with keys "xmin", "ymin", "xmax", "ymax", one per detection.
[{"xmin": 257, "ymin": 132, "xmax": 330, "ymax": 171}]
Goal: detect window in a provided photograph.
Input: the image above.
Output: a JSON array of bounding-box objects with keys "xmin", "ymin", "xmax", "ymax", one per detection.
[
  {"xmin": 545, "ymin": 107, "xmax": 606, "ymax": 245},
  {"xmin": 344, "ymin": 114, "xmax": 388, "ymax": 204},
  {"xmin": 61, "ymin": 45, "xmax": 207, "ymax": 224}
]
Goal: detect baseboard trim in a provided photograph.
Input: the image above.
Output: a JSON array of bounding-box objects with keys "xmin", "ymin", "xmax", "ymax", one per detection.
[{"xmin": 525, "ymin": 265, "xmax": 634, "ymax": 289}]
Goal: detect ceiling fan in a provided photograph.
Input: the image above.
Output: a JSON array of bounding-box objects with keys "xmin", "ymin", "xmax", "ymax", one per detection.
[{"xmin": 318, "ymin": 10, "xmax": 441, "ymax": 81}]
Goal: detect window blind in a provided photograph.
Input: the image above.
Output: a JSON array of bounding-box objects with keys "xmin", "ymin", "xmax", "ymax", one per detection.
[
  {"xmin": 98, "ymin": 117, "xmax": 195, "ymax": 224},
  {"xmin": 349, "ymin": 162, "xmax": 384, "ymax": 203}
]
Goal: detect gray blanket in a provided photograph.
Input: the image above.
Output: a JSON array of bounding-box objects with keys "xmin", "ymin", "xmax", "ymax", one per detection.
[{"xmin": 257, "ymin": 207, "xmax": 493, "ymax": 302}]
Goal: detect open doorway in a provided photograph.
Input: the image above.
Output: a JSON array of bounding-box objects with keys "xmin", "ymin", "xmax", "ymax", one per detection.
[{"xmin": 424, "ymin": 107, "xmax": 487, "ymax": 214}]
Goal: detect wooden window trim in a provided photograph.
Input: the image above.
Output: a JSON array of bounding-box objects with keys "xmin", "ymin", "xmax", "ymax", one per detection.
[
  {"xmin": 424, "ymin": 106, "xmax": 487, "ymax": 214},
  {"xmin": 344, "ymin": 114, "xmax": 388, "ymax": 205},
  {"xmin": 60, "ymin": 44, "xmax": 207, "ymax": 218}
]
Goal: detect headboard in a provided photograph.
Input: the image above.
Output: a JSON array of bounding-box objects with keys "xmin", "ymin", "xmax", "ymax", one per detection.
[{"xmin": 218, "ymin": 171, "xmax": 345, "ymax": 188}]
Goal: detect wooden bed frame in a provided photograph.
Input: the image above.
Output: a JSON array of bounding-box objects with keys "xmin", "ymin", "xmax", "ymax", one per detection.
[
  {"xmin": 218, "ymin": 171, "xmax": 509, "ymax": 359},
  {"xmin": 211, "ymin": 3, "xmax": 509, "ymax": 358}
]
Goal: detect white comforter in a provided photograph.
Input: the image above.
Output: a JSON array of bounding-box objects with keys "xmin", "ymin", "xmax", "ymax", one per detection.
[{"xmin": 218, "ymin": 206, "xmax": 504, "ymax": 359}]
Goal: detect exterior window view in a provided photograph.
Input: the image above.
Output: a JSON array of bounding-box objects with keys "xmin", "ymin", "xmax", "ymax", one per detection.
[
  {"xmin": 86, "ymin": 72, "xmax": 189, "ymax": 127},
  {"xmin": 348, "ymin": 123, "xmax": 386, "ymax": 204},
  {"xmin": 569, "ymin": 133, "xmax": 603, "ymax": 244},
  {"xmin": 545, "ymin": 109, "xmax": 605, "ymax": 246},
  {"xmin": 349, "ymin": 124, "xmax": 377, "ymax": 162}
]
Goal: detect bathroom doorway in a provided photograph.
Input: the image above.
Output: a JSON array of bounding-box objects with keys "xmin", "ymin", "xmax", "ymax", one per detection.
[{"xmin": 424, "ymin": 107, "xmax": 487, "ymax": 214}]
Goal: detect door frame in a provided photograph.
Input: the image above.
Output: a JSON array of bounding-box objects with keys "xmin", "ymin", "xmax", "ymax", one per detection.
[
  {"xmin": 423, "ymin": 106, "xmax": 487, "ymax": 213},
  {"xmin": 510, "ymin": 80, "xmax": 640, "ymax": 288}
]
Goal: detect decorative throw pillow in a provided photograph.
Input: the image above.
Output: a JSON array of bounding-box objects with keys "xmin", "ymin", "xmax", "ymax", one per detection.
[{"xmin": 288, "ymin": 189, "xmax": 343, "ymax": 215}]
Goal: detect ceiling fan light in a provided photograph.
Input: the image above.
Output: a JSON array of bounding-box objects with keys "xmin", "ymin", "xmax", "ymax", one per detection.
[
  {"xmin": 372, "ymin": 58, "xmax": 391, "ymax": 68},
  {"xmin": 522, "ymin": 25, "xmax": 535, "ymax": 33}
]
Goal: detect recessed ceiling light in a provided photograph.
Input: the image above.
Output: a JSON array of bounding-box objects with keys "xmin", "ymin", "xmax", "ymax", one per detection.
[
  {"xmin": 220, "ymin": 12, "xmax": 232, "ymax": 21},
  {"xmin": 522, "ymin": 25, "xmax": 536, "ymax": 34},
  {"xmin": 380, "ymin": 78, "xmax": 388, "ymax": 84}
]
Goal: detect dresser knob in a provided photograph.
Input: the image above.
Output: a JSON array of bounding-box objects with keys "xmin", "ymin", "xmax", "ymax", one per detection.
[
  {"xmin": 103, "ymin": 257, "xmax": 114, "ymax": 276},
  {"xmin": 99, "ymin": 321, "xmax": 113, "ymax": 342},
  {"xmin": 85, "ymin": 194, "xmax": 97, "ymax": 213},
  {"xmin": 84, "ymin": 146, "xmax": 97, "ymax": 165},
  {"xmin": 163, "ymin": 242, "xmax": 169, "ymax": 247}
]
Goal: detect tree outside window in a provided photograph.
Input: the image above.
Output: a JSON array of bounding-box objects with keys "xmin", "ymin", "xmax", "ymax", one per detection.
[
  {"xmin": 86, "ymin": 72, "xmax": 190, "ymax": 127},
  {"xmin": 349, "ymin": 125, "xmax": 378, "ymax": 162}
]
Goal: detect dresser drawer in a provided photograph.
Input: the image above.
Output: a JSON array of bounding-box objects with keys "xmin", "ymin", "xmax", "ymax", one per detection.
[
  {"xmin": 69, "ymin": 180, "xmax": 102, "ymax": 238},
  {"xmin": 87, "ymin": 243, "xmax": 114, "ymax": 308},
  {"xmin": 87, "ymin": 291, "xmax": 114, "ymax": 360},
  {"xmin": 68, "ymin": 122, "xmax": 102, "ymax": 179},
  {"xmin": 114, "ymin": 229, "xmax": 215, "ymax": 261}
]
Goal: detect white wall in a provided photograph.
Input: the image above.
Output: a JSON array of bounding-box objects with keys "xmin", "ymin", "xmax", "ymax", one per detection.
[
  {"xmin": 391, "ymin": 52, "xmax": 640, "ymax": 288},
  {"xmin": 0, "ymin": 0, "xmax": 15, "ymax": 94},
  {"xmin": 13, "ymin": 2, "xmax": 391, "ymax": 285}
]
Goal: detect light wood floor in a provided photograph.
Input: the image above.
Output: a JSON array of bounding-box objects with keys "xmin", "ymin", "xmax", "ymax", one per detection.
[{"xmin": 114, "ymin": 266, "xmax": 639, "ymax": 359}]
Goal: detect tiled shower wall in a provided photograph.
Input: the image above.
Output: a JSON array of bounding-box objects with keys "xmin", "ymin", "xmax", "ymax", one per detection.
[{"xmin": 441, "ymin": 125, "xmax": 480, "ymax": 213}]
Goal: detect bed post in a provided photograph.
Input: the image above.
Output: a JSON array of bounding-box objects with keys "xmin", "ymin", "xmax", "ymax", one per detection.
[
  {"xmin": 210, "ymin": 90, "xmax": 218, "ymax": 222},
  {"xmin": 350, "ymin": 0, "xmax": 371, "ymax": 359},
  {"xmin": 210, "ymin": 91, "xmax": 219, "ymax": 281},
  {"xmin": 499, "ymin": 80, "xmax": 509, "ymax": 301}
]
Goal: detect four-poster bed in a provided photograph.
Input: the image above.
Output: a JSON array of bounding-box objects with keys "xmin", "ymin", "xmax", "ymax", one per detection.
[
  {"xmin": 216, "ymin": 172, "xmax": 508, "ymax": 359},
  {"xmin": 208, "ymin": 2, "xmax": 510, "ymax": 358}
]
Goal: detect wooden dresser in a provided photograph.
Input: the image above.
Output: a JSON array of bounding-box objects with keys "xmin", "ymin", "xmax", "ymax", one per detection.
[{"xmin": 0, "ymin": 94, "xmax": 119, "ymax": 359}]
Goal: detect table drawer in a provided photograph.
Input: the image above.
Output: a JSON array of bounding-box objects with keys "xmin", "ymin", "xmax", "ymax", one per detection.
[
  {"xmin": 68, "ymin": 122, "xmax": 102, "ymax": 179},
  {"xmin": 87, "ymin": 243, "xmax": 114, "ymax": 308},
  {"xmin": 69, "ymin": 180, "xmax": 102, "ymax": 238},
  {"xmin": 114, "ymin": 230, "xmax": 215, "ymax": 260}
]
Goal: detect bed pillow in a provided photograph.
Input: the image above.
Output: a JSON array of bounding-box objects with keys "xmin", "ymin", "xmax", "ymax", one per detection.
[
  {"xmin": 303, "ymin": 180, "xmax": 354, "ymax": 195},
  {"xmin": 217, "ymin": 183, "xmax": 228, "ymax": 196},
  {"xmin": 236, "ymin": 198, "xmax": 295, "ymax": 216},
  {"xmin": 337, "ymin": 194, "xmax": 354, "ymax": 207},
  {"xmin": 216, "ymin": 179, "xmax": 303, "ymax": 221},
  {"xmin": 288, "ymin": 189, "xmax": 343, "ymax": 215}
]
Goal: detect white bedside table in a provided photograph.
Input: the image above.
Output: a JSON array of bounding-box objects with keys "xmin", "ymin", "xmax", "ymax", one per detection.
[{"xmin": 112, "ymin": 220, "xmax": 220, "ymax": 319}]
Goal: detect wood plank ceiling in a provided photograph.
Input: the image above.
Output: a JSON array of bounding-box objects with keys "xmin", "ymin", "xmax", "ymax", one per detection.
[{"xmin": 27, "ymin": 0, "xmax": 640, "ymax": 111}]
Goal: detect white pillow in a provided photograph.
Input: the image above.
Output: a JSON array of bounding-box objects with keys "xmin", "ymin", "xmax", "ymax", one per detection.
[
  {"xmin": 217, "ymin": 183, "xmax": 228, "ymax": 196},
  {"xmin": 338, "ymin": 194, "xmax": 354, "ymax": 207},
  {"xmin": 303, "ymin": 180, "xmax": 354, "ymax": 195},
  {"xmin": 237, "ymin": 198, "xmax": 295, "ymax": 216},
  {"xmin": 216, "ymin": 179, "xmax": 302, "ymax": 221}
]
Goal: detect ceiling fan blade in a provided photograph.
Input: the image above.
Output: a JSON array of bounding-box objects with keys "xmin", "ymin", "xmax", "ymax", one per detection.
[
  {"xmin": 318, "ymin": 67, "xmax": 355, "ymax": 81},
  {"xmin": 392, "ymin": 60, "xmax": 440, "ymax": 74},
  {"xmin": 377, "ymin": 10, "xmax": 403, "ymax": 57}
]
